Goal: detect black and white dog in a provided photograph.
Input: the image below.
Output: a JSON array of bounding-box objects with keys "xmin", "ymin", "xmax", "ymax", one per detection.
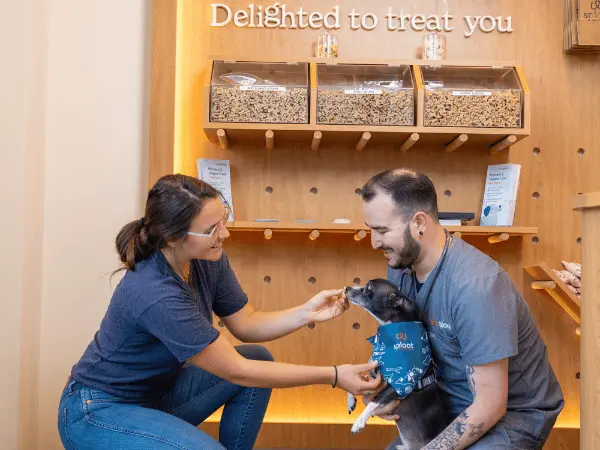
[{"xmin": 344, "ymin": 279, "xmax": 447, "ymax": 450}]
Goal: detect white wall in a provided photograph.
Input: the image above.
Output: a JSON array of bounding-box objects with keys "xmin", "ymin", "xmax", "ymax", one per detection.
[
  {"xmin": 1, "ymin": 1, "xmax": 29, "ymax": 447},
  {"xmin": 1, "ymin": 1, "xmax": 151, "ymax": 448}
]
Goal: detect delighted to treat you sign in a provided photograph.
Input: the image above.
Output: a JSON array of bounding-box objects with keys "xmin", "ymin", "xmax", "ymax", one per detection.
[{"xmin": 210, "ymin": 3, "xmax": 513, "ymax": 37}]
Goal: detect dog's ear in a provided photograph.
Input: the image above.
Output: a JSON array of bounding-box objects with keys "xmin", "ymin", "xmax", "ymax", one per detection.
[{"xmin": 388, "ymin": 290, "xmax": 414, "ymax": 311}]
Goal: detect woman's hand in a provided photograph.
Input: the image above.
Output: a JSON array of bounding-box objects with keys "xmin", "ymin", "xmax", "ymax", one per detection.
[
  {"xmin": 336, "ymin": 361, "xmax": 383, "ymax": 396},
  {"xmin": 303, "ymin": 288, "xmax": 349, "ymax": 324}
]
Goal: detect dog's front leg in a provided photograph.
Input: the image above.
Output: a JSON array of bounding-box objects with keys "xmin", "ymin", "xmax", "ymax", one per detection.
[
  {"xmin": 350, "ymin": 401, "xmax": 381, "ymax": 434},
  {"xmin": 385, "ymin": 436, "xmax": 405, "ymax": 450},
  {"xmin": 347, "ymin": 393, "xmax": 357, "ymax": 414}
]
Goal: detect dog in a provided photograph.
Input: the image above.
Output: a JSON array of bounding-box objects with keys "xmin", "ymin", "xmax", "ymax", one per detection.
[{"xmin": 344, "ymin": 279, "xmax": 447, "ymax": 450}]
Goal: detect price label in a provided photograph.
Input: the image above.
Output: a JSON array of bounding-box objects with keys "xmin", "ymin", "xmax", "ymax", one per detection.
[
  {"xmin": 344, "ymin": 89, "xmax": 383, "ymax": 95},
  {"xmin": 239, "ymin": 85, "xmax": 286, "ymax": 92},
  {"xmin": 451, "ymin": 90, "xmax": 492, "ymax": 96}
]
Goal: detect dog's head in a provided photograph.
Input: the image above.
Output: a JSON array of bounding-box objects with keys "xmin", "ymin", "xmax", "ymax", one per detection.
[{"xmin": 344, "ymin": 278, "xmax": 419, "ymax": 324}]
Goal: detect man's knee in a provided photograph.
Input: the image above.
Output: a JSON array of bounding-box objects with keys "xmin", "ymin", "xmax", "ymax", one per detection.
[
  {"xmin": 236, "ymin": 344, "xmax": 274, "ymax": 362},
  {"xmin": 466, "ymin": 426, "xmax": 511, "ymax": 449}
]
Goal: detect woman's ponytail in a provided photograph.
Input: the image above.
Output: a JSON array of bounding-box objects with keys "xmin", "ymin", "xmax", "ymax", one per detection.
[{"xmin": 115, "ymin": 218, "xmax": 155, "ymax": 271}]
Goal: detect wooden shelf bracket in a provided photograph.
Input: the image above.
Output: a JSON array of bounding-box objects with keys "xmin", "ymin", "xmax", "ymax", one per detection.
[
  {"xmin": 488, "ymin": 232, "xmax": 510, "ymax": 244},
  {"xmin": 400, "ymin": 133, "xmax": 420, "ymax": 153},
  {"xmin": 311, "ymin": 131, "xmax": 322, "ymax": 151},
  {"xmin": 356, "ymin": 132, "xmax": 371, "ymax": 152},
  {"xmin": 445, "ymin": 134, "xmax": 468, "ymax": 153}
]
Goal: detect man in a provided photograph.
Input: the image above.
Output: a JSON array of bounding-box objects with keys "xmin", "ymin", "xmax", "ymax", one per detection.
[{"xmin": 360, "ymin": 169, "xmax": 564, "ymax": 449}]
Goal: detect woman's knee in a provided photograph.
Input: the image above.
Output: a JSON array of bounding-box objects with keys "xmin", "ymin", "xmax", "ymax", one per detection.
[{"xmin": 235, "ymin": 344, "xmax": 274, "ymax": 362}]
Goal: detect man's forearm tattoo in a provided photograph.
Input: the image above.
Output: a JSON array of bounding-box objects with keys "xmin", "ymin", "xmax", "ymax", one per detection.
[
  {"xmin": 421, "ymin": 410, "xmax": 485, "ymax": 450},
  {"xmin": 466, "ymin": 365, "xmax": 476, "ymax": 397}
]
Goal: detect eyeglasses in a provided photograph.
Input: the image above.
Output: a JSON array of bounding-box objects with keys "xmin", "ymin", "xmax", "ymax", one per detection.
[{"xmin": 186, "ymin": 201, "xmax": 232, "ymax": 239}]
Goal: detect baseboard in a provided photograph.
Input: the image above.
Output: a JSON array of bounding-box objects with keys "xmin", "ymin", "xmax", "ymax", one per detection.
[{"xmin": 199, "ymin": 423, "xmax": 579, "ymax": 449}]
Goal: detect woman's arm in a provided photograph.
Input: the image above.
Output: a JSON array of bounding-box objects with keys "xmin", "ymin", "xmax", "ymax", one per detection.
[
  {"xmin": 189, "ymin": 335, "xmax": 381, "ymax": 395},
  {"xmin": 222, "ymin": 289, "xmax": 347, "ymax": 343}
]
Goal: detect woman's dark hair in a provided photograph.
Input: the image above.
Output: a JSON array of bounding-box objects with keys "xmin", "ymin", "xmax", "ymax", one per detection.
[
  {"xmin": 361, "ymin": 169, "xmax": 439, "ymax": 221},
  {"xmin": 115, "ymin": 174, "xmax": 219, "ymax": 271}
]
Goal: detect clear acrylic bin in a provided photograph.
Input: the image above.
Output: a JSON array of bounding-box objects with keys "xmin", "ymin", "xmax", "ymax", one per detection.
[
  {"xmin": 210, "ymin": 61, "xmax": 309, "ymax": 124},
  {"xmin": 316, "ymin": 64, "xmax": 415, "ymax": 126},
  {"xmin": 421, "ymin": 65, "xmax": 523, "ymax": 128}
]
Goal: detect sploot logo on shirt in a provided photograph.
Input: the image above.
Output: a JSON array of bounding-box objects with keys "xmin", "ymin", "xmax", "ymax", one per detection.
[
  {"xmin": 439, "ymin": 321, "xmax": 452, "ymax": 330},
  {"xmin": 430, "ymin": 319, "xmax": 452, "ymax": 330}
]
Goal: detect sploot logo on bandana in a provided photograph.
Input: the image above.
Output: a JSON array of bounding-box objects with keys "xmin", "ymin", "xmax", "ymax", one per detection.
[
  {"xmin": 367, "ymin": 321, "xmax": 433, "ymax": 399},
  {"xmin": 394, "ymin": 332, "xmax": 414, "ymax": 350}
]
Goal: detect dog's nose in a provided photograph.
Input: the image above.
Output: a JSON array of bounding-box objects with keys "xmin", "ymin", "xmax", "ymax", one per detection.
[{"xmin": 344, "ymin": 285, "xmax": 352, "ymax": 295}]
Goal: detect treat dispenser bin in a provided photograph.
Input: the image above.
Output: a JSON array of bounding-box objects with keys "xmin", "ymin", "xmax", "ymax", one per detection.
[
  {"xmin": 316, "ymin": 64, "xmax": 415, "ymax": 126},
  {"xmin": 210, "ymin": 61, "xmax": 309, "ymax": 124},
  {"xmin": 421, "ymin": 65, "xmax": 523, "ymax": 128}
]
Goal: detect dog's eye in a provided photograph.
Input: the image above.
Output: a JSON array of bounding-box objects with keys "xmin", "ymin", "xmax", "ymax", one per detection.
[{"xmin": 363, "ymin": 282, "xmax": 373, "ymax": 296}]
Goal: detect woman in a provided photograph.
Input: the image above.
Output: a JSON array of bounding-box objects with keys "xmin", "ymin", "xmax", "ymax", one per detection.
[{"xmin": 58, "ymin": 174, "xmax": 381, "ymax": 450}]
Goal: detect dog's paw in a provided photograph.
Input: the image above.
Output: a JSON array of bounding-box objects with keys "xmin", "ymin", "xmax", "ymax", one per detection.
[
  {"xmin": 351, "ymin": 417, "xmax": 367, "ymax": 434},
  {"xmin": 347, "ymin": 393, "xmax": 357, "ymax": 414}
]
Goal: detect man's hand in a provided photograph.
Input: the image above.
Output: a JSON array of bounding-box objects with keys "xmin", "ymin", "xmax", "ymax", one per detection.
[
  {"xmin": 303, "ymin": 289, "xmax": 349, "ymax": 323},
  {"xmin": 362, "ymin": 391, "xmax": 401, "ymax": 421}
]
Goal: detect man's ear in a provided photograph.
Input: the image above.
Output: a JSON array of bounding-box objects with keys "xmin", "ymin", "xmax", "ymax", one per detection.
[{"xmin": 411, "ymin": 211, "xmax": 428, "ymax": 235}]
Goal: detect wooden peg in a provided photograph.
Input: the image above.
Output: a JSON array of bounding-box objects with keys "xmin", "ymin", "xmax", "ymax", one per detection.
[
  {"xmin": 489, "ymin": 135, "xmax": 517, "ymax": 155},
  {"xmin": 356, "ymin": 132, "xmax": 371, "ymax": 152},
  {"xmin": 445, "ymin": 134, "xmax": 469, "ymax": 153},
  {"xmin": 354, "ymin": 230, "xmax": 367, "ymax": 241},
  {"xmin": 217, "ymin": 129, "xmax": 229, "ymax": 149},
  {"xmin": 576, "ymin": 327, "xmax": 580, "ymax": 336},
  {"xmin": 265, "ymin": 130, "xmax": 274, "ymax": 150},
  {"xmin": 488, "ymin": 233, "xmax": 510, "ymax": 244},
  {"xmin": 309, "ymin": 230, "xmax": 320, "ymax": 240},
  {"xmin": 400, "ymin": 133, "xmax": 420, "ymax": 153},
  {"xmin": 452, "ymin": 231, "xmax": 462, "ymax": 239},
  {"xmin": 264, "ymin": 229, "xmax": 273, "ymax": 240},
  {"xmin": 531, "ymin": 281, "xmax": 557, "ymax": 290},
  {"xmin": 311, "ymin": 131, "xmax": 322, "ymax": 151}
]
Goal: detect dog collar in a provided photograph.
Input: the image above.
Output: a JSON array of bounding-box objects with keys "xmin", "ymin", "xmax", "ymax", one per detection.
[{"xmin": 367, "ymin": 321, "xmax": 433, "ymax": 399}]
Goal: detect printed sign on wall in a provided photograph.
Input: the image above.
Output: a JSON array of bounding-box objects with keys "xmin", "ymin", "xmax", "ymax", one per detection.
[{"xmin": 210, "ymin": 3, "xmax": 513, "ymax": 37}]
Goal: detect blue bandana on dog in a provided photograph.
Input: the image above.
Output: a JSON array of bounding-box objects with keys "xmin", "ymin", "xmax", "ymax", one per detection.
[{"xmin": 367, "ymin": 321, "xmax": 433, "ymax": 399}]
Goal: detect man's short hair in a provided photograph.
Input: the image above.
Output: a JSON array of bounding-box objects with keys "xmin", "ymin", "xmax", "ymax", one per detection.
[{"xmin": 361, "ymin": 169, "xmax": 439, "ymax": 221}]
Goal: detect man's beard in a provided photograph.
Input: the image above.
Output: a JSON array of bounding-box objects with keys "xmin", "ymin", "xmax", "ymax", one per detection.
[{"xmin": 385, "ymin": 225, "xmax": 421, "ymax": 270}]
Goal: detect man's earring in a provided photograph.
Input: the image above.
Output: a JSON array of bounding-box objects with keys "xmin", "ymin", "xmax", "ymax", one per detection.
[{"xmin": 419, "ymin": 230, "xmax": 424, "ymax": 236}]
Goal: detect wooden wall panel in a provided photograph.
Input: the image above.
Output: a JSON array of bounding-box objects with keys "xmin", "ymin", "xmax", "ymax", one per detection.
[
  {"xmin": 150, "ymin": 0, "xmax": 600, "ymax": 447},
  {"xmin": 149, "ymin": 0, "xmax": 177, "ymax": 186}
]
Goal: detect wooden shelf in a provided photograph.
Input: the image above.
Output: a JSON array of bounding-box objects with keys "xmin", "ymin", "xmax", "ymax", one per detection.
[
  {"xmin": 203, "ymin": 124, "xmax": 527, "ymax": 151},
  {"xmin": 230, "ymin": 221, "xmax": 537, "ymax": 239},
  {"xmin": 526, "ymin": 263, "xmax": 581, "ymax": 324}
]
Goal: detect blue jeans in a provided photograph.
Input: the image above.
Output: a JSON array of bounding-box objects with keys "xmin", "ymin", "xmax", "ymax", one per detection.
[{"xmin": 58, "ymin": 345, "xmax": 273, "ymax": 449}]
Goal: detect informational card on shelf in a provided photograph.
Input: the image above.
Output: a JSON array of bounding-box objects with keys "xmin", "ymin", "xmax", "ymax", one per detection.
[
  {"xmin": 577, "ymin": 0, "xmax": 600, "ymax": 46},
  {"xmin": 480, "ymin": 164, "xmax": 521, "ymax": 226},
  {"xmin": 197, "ymin": 159, "xmax": 234, "ymax": 222}
]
